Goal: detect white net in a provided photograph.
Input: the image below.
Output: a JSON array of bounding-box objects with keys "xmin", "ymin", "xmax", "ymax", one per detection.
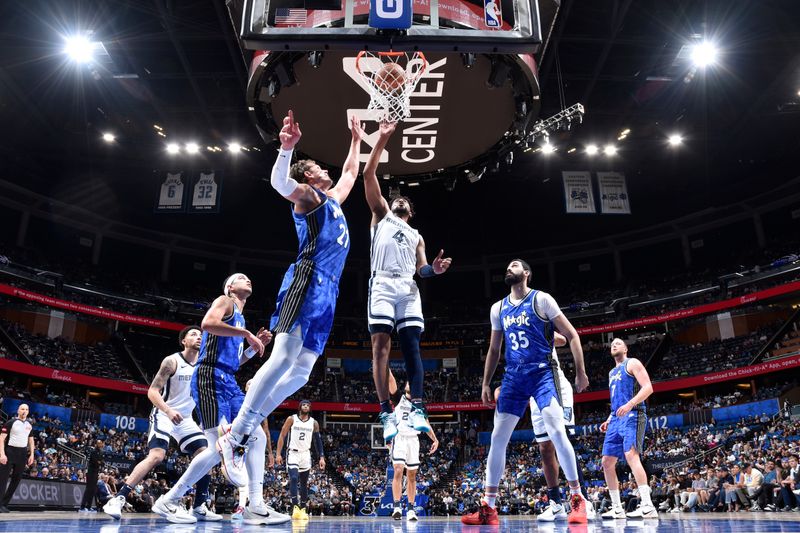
[{"xmin": 355, "ymin": 51, "xmax": 427, "ymax": 123}]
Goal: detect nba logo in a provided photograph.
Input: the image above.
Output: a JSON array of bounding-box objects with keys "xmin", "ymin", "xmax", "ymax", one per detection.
[{"xmin": 484, "ymin": 0, "xmax": 502, "ymax": 28}]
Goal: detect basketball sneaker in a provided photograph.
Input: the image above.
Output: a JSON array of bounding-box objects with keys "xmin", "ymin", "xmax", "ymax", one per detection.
[
  {"xmin": 627, "ymin": 504, "xmax": 658, "ymax": 519},
  {"xmin": 231, "ymin": 505, "xmax": 245, "ymax": 522},
  {"xmin": 461, "ymin": 501, "xmax": 499, "ymax": 525},
  {"xmin": 192, "ymin": 502, "xmax": 222, "ymax": 521},
  {"xmin": 602, "ymin": 506, "xmax": 627, "ymax": 519},
  {"xmin": 216, "ymin": 423, "xmax": 248, "ymax": 488},
  {"xmin": 567, "ymin": 493, "xmax": 588, "ymax": 524},
  {"xmin": 152, "ymin": 495, "xmax": 197, "ymax": 524},
  {"xmin": 103, "ymin": 495, "xmax": 125, "ymax": 519},
  {"xmin": 244, "ymin": 500, "xmax": 291, "ymax": 525},
  {"xmin": 407, "ymin": 509, "xmax": 418, "ymax": 521},
  {"xmin": 537, "ymin": 502, "xmax": 567, "ymax": 521},
  {"xmin": 379, "ymin": 412, "xmax": 398, "ymax": 443},
  {"xmin": 291, "ymin": 504, "xmax": 309, "ymax": 521},
  {"xmin": 409, "ymin": 406, "xmax": 431, "ymax": 433},
  {"xmin": 392, "ymin": 507, "xmax": 402, "ymax": 520}
]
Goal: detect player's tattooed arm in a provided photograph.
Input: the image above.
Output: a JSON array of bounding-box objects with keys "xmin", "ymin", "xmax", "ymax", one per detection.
[{"xmin": 148, "ymin": 356, "xmax": 183, "ymax": 423}]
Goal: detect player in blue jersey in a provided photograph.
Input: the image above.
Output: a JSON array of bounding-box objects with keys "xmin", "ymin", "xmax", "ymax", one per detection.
[
  {"xmin": 600, "ymin": 338, "xmax": 657, "ymax": 519},
  {"xmin": 462, "ymin": 259, "xmax": 590, "ymax": 526},
  {"xmin": 219, "ymin": 110, "xmax": 363, "ymax": 486},
  {"xmin": 152, "ymin": 274, "xmax": 290, "ymax": 525}
]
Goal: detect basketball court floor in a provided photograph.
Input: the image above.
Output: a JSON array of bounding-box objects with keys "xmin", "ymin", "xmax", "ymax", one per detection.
[{"xmin": 0, "ymin": 513, "xmax": 798, "ymax": 532}]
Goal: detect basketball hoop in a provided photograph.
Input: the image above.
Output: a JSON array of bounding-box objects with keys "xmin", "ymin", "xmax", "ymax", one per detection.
[{"xmin": 355, "ymin": 51, "xmax": 427, "ymax": 123}]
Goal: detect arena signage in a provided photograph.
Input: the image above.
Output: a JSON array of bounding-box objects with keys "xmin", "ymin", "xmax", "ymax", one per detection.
[{"xmin": 8, "ymin": 478, "xmax": 85, "ymax": 509}]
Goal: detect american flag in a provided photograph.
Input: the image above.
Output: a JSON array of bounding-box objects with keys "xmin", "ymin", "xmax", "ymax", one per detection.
[{"xmin": 275, "ymin": 8, "xmax": 308, "ymax": 26}]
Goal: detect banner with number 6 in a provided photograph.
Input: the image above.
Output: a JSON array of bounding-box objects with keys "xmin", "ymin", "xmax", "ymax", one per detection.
[{"xmin": 155, "ymin": 171, "xmax": 187, "ymax": 212}]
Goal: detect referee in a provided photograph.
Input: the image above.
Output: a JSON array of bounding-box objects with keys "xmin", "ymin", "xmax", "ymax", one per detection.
[{"xmin": 0, "ymin": 404, "xmax": 35, "ymax": 513}]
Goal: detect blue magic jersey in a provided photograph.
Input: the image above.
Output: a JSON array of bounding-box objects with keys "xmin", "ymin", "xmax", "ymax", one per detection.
[
  {"xmin": 292, "ymin": 188, "xmax": 349, "ymax": 279},
  {"xmin": 197, "ymin": 303, "xmax": 245, "ymax": 375},
  {"xmin": 609, "ymin": 359, "xmax": 645, "ymax": 414},
  {"xmin": 498, "ymin": 290, "xmax": 555, "ymax": 368}
]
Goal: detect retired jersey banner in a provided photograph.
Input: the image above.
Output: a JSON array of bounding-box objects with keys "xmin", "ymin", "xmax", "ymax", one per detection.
[
  {"xmin": 155, "ymin": 172, "xmax": 186, "ymax": 212},
  {"xmin": 597, "ymin": 171, "xmax": 631, "ymax": 214},
  {"xmin": 189, "ymin": 171, "xmax": 222, "ymax": 213},
  {"xmin": 562, "ymin": 171, "xmax": 596, "ymax": 213}
]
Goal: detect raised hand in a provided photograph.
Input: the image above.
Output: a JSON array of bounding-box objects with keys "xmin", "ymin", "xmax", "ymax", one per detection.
[
  {"xmin": 379, "ymin": 120, "xmax": 397, "ymax": 138},
  {"xmin": 256, "ymin": 327, "xmax": 273, "ymax": 353},
  {"xmin": 279, "ymin": 110, "xmax": 302, "ymax": 150},
  {"xmin": 244, "ymin": 331, "xmax": 265, "ymax": 357},
  {"xmin": 432, "ymin": 249, "xmax": 452, "ymax": 274},
  {"xmin": 350, "ymin": 115, "xmax": 367, "ymax": 144}
]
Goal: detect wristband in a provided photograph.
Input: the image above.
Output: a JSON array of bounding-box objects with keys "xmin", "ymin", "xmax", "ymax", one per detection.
[{"xmin": 420, "ymin": 264, "xmax": 437, "ymax": 278}]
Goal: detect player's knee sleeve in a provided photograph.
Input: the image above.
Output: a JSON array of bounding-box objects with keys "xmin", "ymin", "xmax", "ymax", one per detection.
[
  {"xmin": 541, "ymin": 401, "xmax": 579, "ymax": 482},
  {"xmin": 256, "ymin": 348, "xmax": 318, "ymax": 418},
  {"xmin": 289, "ymin": 468, "xmax": 299, "ymax": 496},
  {"xmin": 398, "ymin": 326, "xmax": 424, "ymax": 399},
  {"xmin": 299, "ymin": 470, "xmax": 310, "ymax": 500},
  {"xmin": 486, "ymin": 412, "xmax": 518, "ymax": 487}
]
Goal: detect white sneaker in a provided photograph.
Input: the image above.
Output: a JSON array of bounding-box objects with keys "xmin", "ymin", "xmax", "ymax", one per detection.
[
  {"xmin": 152, "ymin": 496, "xmax": 197, "ymax": 524},
  {"xmin": 380, "ymin": 412, "xmax": 398, "ymax": 443},
  {"xmin": 216, "ymin": 424, "xmax": 248, "ymax": 488},
  {"xmin": 628, "ymin": 505, "xmax": 658, "ymax": 519},
  {"xmin": 231, "ymin": 505, "xmax": 245, "ymax": 522},
  {"xmin": 602, "ymin": 506, "xmax": 627, "ymax": 519},
  {"xmin": 409, "ymin": 407, "xmax": 431, "ymax": 433},
  {"xmin": 586, "ymin": 502, "xmax": 597, "ymax": 520},
  {"xmin": 192, "ymin": 502, "xmax": 222, "ymax": 521},
  {"xmin": 243, "ymin": 500, "xmax": 291, "ymax": 525},
  {"xmin": 669, "ymin": 507, "xmax": 681, "ymax": 513},
  {"xmin": 658, "ymin": 502, "xmax": 670, "ymax": 511},
  {"xmin": 103, "ymin": 495, "xmax": 125, "ymax": 520},
  {"xmin": 392, "ymin": 507, "xmax": 402, "ymax": 520},
  {"xmin": 406, "ymin": 509, "xmax": 418, "ymax": 521},
  {"xmin": 537, "ymin": 502, "xmax": 567, "ymax": 521}
]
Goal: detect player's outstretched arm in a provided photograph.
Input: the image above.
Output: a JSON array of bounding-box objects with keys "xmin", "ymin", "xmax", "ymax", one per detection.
[
  {"xmin": 270, "ymin": 110, "xmax": 319, "ymax": 208},
  {"xmin": 330, "ymin": 115, "xmax": 366, "ymax": 205},
  {"xmin": 615, "ymin": 358, "xmax": 654, "ymax": 417},
  {"xmin": 426, "ymin": 425, "xmax": 440, "ymax": 454},
  {"xmin": 147, "ymin": 356, "xmax": 181, "ymax": 423},
  {"xmin": 275, "ymin": 416, "xmax": 293, "ymax": 465},
  {"xmin": 416, "ymin": 236, "xmax": 452, "ymax": 278},
  {"xmin": 363, "ymin": 121, "xmax": 394, "ymax": 223},
  {"xmin": 202, "ymin": 295, "xmax": 264, "ymax": 355}
]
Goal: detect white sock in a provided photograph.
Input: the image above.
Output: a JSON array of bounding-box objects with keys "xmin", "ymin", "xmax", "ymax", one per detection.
[
  {"xmin": 639, "ymin": 485, "xmax": 653, "ymax": 507},
  {"xmin": 246, "ymin": 424, "xmax": 266, "ymax": 504},
  {"xmin": 483, "ymin": 492, "xmax": 497, "ymax": 509},
  {"xmin": 230, "ymin": 330, "xmax": 304, "ymax": 443},
  {"xmin": 540, "ymin": 398, "xmax": 579, "ymax": 483},
  {"xmin": 610, "ymin": 489, "xmax": 621, "ymax": 508},
  {"xmin": 238, "ymin": 489, "xmax": 248, "ymax": 508},
  {"xmin": 164, "ymin": 431, "xmax": 219, "ymax": 502}
]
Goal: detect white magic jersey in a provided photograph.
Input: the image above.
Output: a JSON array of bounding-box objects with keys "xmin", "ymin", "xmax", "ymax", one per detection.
[
  {"xmin": 288, "ymin": 414, "xmax": 315, "ymax": 453},
  {"xmin": 394, "ymin": 395, "xmax": 420, "ymax": 437},
  {"xmin": 161, "ymin": 352, "xmax": 196, "ymax": 417},
  {"xmin": 370, "ymin": 213, "xmax": 420, "ymax": 275}
]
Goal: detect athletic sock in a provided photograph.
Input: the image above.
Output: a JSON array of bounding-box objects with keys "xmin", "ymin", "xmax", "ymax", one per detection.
[
  {"xmin": 639, "ymin": 485, "xmax": 653, "ymax": 507},
  {"xmin": 394, "ymin": 500, "xmax": 401, "ymax": 508},
  {"xmin": 380, "ymin": 400, "xmax": 393, "ymax": 414},
  {"xmin": 194, "ymin": 474, "xmax": 211, "ymax": 508},
  {"xmin": 117, "ymin": 484, "xmax": 133, "ymax": 499},
  {"xmin": 547, "ymin": 487, "xmax": 562, "ymax": 505},
  {"xmin": 483, "ymin": 491, "xmax": 497, "ymax": 509},
  {"xmin": 610, "ymin": 489, "xmax": 622, "ymax": 508}
]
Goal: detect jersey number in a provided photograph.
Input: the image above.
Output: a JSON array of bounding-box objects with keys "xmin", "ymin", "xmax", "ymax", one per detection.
[
  {"xmin": 337, "ymin": 223, "xmax": 350, "ymax": 248},
  {"xmin": 392, "ymin": 230, "xmax": 406, "ymax": 245},
  {"xmin": 610, "ymin": 384, "xmax": 616, "ymax": 399},
  {"xmin": 299, "ymin": 432, "xmax": 306, "ymax": 440},
  {"xmin": 196, "ymin": 185, "xmax": 214, "ymax": 199},
  {"xmin": 401, "ymin": 412, "xmax": 409, "ymax": 421},
  {"xmin": 508, "ymin": 331, "xmax": 529, "ymax": 351}
]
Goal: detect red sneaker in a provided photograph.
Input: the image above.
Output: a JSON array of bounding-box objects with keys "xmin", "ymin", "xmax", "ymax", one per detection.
[
  {"xmin": 568, "ymin": 493, "xmax": 588, "ymax": 524},
  {"xmin": 461, "ymin": 501, "xmax": 499, "ymax": 525}
]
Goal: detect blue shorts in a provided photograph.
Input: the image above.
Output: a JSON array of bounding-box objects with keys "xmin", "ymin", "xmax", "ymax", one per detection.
[
  {"xmin": 191, "ymin": 365, "xmax": 245, "ymax": 430},
  {"xmin": 602, "ymin": 411, "xmax": 647, "ymax": 460},
  {"xmin": 271, "ymin": 262, "xmax": 339, "ymax": 355},
  {"xmin": 497, "ymin": 364, "xmax": 563, "ymax": 418}
]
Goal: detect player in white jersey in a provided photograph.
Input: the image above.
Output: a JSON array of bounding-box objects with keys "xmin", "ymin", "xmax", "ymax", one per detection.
[
  {"xmin": 362, "ymin": 120, "xmax": 452, "ymax": 443},
  {"xmin": 103, "ymin": 327, "xmax": 221, "ymax": 522},
  {"xmin": 275, "ymin": 400, "xmax": 325, "ymax": 520},
  {"xmin": 389, "ymin": 381, "xmax": 439, "ymax": 521}
]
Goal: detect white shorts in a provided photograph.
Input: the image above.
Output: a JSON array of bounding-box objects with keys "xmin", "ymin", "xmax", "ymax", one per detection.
[
  {"xmin": 368, "ymin": 274, "xmax": 424, "ymax": 333},
  {"xmin": 287, "ymin": 449, "xmax": 312, "ymax": 472},
  {"xmin": 390, "ymin": 433, "xmax": 420, "ymax": 470},
  {"xmin": 147, "ymin": 410, "xmax": 207, "ymax": 454},
  {"xmin": 529, "ymin": 371, "xmax": 575, "ymax": 443}
]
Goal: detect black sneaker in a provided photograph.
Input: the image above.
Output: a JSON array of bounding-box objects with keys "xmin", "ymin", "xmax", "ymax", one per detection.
[{"xmin": 0, "ymin": 506, "xmax": 10, "ymax": 513}]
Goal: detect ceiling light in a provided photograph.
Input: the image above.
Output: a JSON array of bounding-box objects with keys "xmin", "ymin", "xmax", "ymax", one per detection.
[
  {"xmin": 585, "ymin": 144, "xmax": 599, "ymax": 156},
  {"xmin": 603, "ymin": 144, "xmax": 617, "ymax": 156},
  {"xmin": 690, "ymin": 41, "xmax": 719, "ymax": 68},
  {"xmin": 228, "ymin": 142, "xmax": 242, "ymax": 153},
  {"xmin": 620, "ymin": 128, "xmax": 630, "ymax": 136},
  {"xmin": 153, "ymin": 124, "xmax": 163, "ymax": 131},
  {"xmin": 185, "ymin": 142, "xmax": 199, "ymax": 154},
  {"xmin": 166, "ymin": 143, "xmax": 180, "ymax": 154},
  {"xmin": 668, "ymin": 134, "xmax": 683, "ymax": 147},
  {"xmin": 156, "ymin": 131, "xmax": 166, "ymax": 137},
  {"xmin": 567, "ymin": 147, "xmax": 576, "ymax": 154},
  {"xmin": 541, "ymin": 142, "xmax": 555, "ymax": 154},
  {"xmin": 101, "ymin": 132, "xmax": 115, "ymax": 143},
  {"xmin": 64, "ymin": 36, "xmax": 94, "ymax": 63}
]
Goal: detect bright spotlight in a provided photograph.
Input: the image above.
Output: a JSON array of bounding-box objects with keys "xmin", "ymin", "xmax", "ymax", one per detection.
[
  {"xmin": 542, "ymin": 142, "xmax": 556, "ymax": 154},
  {"xmin": 585, "ymin": 144, "xmax": 599, "ymax": 156},
  {"xmin": 228, "ymin": 142, "xmax": 242, "ymax": 153},
  {"xmin": 185, "ymin": 142, "xmax": 199, "ymax": 154},
  {"xmin": 690, "ymin": 41, "xmax": 718, "ymax": 68},
  {"xmin": 603, "ymin": 144, "xmax": 617, "ymax": 156},
  {"xmin": 101, "ymin": 132, "xmax": 115, "ymax": 143},
  {"xmin": 668, "ymin": 134, "xmax": 683, "ymax": 147},
  {"xmin": 64, "ymin": 36, "xmax": 94, "ymax": 63},
  {"xmin": 166, "ymin": 143, "xmax": 180, "ymax": 154}
]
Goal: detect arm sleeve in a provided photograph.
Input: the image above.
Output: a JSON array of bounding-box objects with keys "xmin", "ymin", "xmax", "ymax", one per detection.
[
  {"xmin": 489, "ymin": 301, "xmax": 502, "ymax": 331},
  {"xmin": 270, "ymin": 148, "xmax": 299, "ymax": 196},
  {"xmin": 313, "ymin": 432, "xmax": 324, "ymax": 457},
  {"xmin": 535, "ymin": 292, "xmax": 563, "ymax": 321}
]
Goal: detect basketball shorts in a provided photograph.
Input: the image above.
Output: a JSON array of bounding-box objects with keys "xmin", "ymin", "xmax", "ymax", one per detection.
[
  {"xmin": 191, "ymin": 365, "xmax": 245, "ymax": 430},
  {"xmin": 271, "ymin": 261, "xmax": 339, "ymax": 355},
  {"xmin": 287, "ymin": 449, "xmax": 312, "ymax": 472},
  {"xmin": 530, "ymin": 369, "xmax": 575, "ymax": 442},
  {"xmin": 390, "ymin": 433, "xmax": 421, "ymax": 470},
  {"xmin": 147, "ymin": 409, "xmax": 207, "ymax": 455},
  {"xmin": 367, "ymin": 273, "xmax": 424, "ymax": 334},
  {"xmin": 602, "ymin": 411, "xmax": 647, "ymax": 460},
  {"xmin": 497, "ymin": 363, "xmax": 562, "ymax": 419}
]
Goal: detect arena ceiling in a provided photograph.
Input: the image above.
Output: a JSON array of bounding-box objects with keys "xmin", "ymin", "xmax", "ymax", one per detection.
[{"xmin": 0, "ymin": 0, "xmax": 799, "ymax": 257}]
